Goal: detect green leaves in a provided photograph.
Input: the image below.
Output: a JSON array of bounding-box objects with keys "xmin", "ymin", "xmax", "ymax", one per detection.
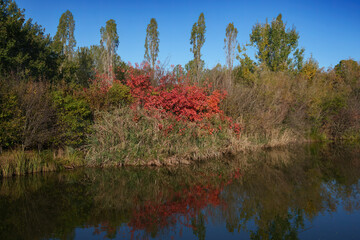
[
  {"xmin": 224, "ymin": 22, "xmax": 238, "ymax": 87},
  {"xmin": 190, "ymin": 13, "xmax": 206, "ymax": 82},
  {"xmin": 100, "ymin": 19, "xmax": 119, "ymax": 82},
  {"xmin": 53, "ymin": 10, "xmax": 76, "ymax": 60},
  {"xmin": 249, "ymin": 14, "xmax": 302, "ymax": 72},
  {"xmin": 52, "ymin": 90, "xmax": 93, "ymax": 147},
  {"xmin": 0, "ymin": 91, "xmax": 24, "ymax": 148},
  {"xmin": 144, "ymin": 18, "xmax": 159, "ymax": 70},
  {"xmin": 0, "ymin": 0, "xmax": 58, "ymax": 79},
  {"xmin": 224, "ymin": 23, "xmax": 238, "ymax": 70}
]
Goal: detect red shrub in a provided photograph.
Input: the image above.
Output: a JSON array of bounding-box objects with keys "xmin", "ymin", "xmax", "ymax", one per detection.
[
  {"xmin": 126, "ymin": 64, "xmax": 227, "ymax": 122},
  {"xmin": 86, "ymin": 63, "xmax": 242, "ymax": 135}
]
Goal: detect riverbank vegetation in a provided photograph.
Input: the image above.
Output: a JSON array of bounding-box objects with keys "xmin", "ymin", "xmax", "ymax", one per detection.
[{"xmin": 0, "ymin": 1, "xmax": 359, "ymax": 175}]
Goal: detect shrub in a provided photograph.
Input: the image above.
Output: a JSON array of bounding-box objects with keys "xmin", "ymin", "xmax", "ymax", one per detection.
[
  {"xmin": 335, "ymin": 59, "xmax": 360, "ymax": 86},
  {"xmin": 0, "ymin": 91, "xmax": 24, "ymax": 150},
  {"xmin": 105, "ymin": 82, "xmax": 133, "ymax": 107},
  {"xmin": 126, "ymin": 65, "xmax": 227, "ymax": 122},
  {"xmin": 52, "ymin": 90, "xmax": 93, "ymax": 147},
  {"xmin": 82, "ymin": 72, "xmax": 133, "ymax": 111},
  {"xmin": 223, "ymin": 69, "xmax": 295, "ymax": 137},
  {"xmin": 18, "ymin": 82, "xmax": 58, "ymax": 149}
]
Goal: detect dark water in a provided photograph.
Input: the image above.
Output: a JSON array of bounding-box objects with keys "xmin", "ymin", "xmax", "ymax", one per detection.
[{"xmin": 1, "ymin": 144, "xmax": 360, "ymax": 240}]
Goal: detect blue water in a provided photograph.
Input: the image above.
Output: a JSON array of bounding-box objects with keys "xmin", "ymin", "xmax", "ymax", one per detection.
[{"xmin": 1, "ymin": 144, "xmax": 359, "ymax": 239}]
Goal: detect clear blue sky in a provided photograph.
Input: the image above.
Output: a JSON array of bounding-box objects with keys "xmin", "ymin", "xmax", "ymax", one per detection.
[{"xmin": 16, "ymin": 0, "xmax": 360, "ymax": 69}]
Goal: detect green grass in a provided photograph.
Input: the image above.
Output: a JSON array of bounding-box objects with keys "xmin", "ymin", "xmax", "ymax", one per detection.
[
  {"xmin": 85, "ymin": 108, "xmax": 249, "ymax": 166},
  {"xmin": 0, "ymin": 148, "xmax": 84, "ymax": 177}
]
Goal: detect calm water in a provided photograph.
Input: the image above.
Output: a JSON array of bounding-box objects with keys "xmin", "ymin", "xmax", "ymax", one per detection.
[{"xmin": 1, "ymin": 144, "xmax": 360, "ymax": 240}]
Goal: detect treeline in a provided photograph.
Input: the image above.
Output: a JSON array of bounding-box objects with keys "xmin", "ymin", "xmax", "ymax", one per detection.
[{"xmin": 0, "ymin": 0, "xmax": 359, "ymax": 170}]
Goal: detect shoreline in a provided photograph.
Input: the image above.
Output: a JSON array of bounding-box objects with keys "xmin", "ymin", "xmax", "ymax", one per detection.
[
  {"xmin": 0, "ymin": 138, "xmax": 316, "ymax": 177},
  {"xmin": 1, "ymin": 137, "xmax": 358, "ymax": 178}
]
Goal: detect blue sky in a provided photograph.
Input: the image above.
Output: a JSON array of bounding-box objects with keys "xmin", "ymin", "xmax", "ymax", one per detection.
[{"xmin": 16, "ymin": 0, "xmax": 360, "ymax": 69}]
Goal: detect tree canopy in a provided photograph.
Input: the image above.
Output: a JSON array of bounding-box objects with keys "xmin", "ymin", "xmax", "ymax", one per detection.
[
  {"xmin": 190, "ymin": 13, "xmax": 206, "ymax": 82},
  {"xmin": 0, "ymin": 0, "xmax": 58, "ymax": 79},
  {"xmin": 53, "ymin": 10, "xmax": 76, "ymax": 60},
  {"xmin": 249, "ymin": 14, "xmax": 303, "ymax": 72},
  {"xmin": 144, "ymin": 18, "xmax": 159, "ymax": 71},
  {"xmin": 100, "ymin": 19, "xmax": 119, "ymax": 82},
  {"xmin": 224, "ymin": 22, "xmax": 238, "ymax": 86}
]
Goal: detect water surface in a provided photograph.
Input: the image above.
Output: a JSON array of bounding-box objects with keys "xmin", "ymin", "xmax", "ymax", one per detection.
[{"xmin": 0, "ymin": 144, "xmax": 359, "ymax": 239}]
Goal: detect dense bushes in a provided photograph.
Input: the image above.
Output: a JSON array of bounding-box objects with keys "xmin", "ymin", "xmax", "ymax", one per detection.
[
  {"xmin": 1, "ymin": 57, "xmax": 359, "ymax": 170},
  {"xmin": 0, "ymin": 79, "xmax": 94, "ymax": 151},
  {"xmin": 0, "ymin": 81, "xmax": 58, "ymax": 150},
  {"xmin": 127, "ymin": 66, "xmax": 227, "ymax": 121},
  {"xmin": 85, "ymin": 66, "xmax": 243, "ymax": 166},
  {"xmin": 82, "ymin": 72, "xmax": 133, "ymax": 111},
  {"xmin": 0, "ymin": 89, "xmax": 23, "ymax": 151},
  {"xmin": 52, "ymin": 90, "xmax": 93, "ymax": 147},
  {"xmin": 20, "ymin": 82, "xmax": 59, "ymax": 149},
  {"xmin": 224, "ymin": 60, "xmax": 359, "ymax": 142}
]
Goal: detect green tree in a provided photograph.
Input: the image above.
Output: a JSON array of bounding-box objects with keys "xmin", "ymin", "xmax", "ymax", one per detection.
[
  {"xmin": 144, "ymin": 18, "xmax": 159, "ymax": 71},
  {"xmin": 190, "ymin": 13, "xmax": 206, "ymax": 83},
  {"xmin": 75, "ymin": 47, "xmax": 95, "ymax": 86},
  {"xmin": 335, "ymin": 59, "xmax": 360, "ymax": 86},
  {"xmin": 249, "ymin": 14, "xmax": 303, "ymax": 72},
  {"xmin": 52, "ymin": 10, "xmax": 78, "ymax": 84},
  {"xmin": 100, "ymin": 19, "xmax": 119, "ymax": 83},
  {"xmin": 224, "ymin": 22, "xmax": 238, "ymax": 87},
  {"xmin": 89, "ymin": 45, "xmax": 105, "ymax": 73},
  {"xmin": 0, "ymin": 0, "xmax": 58, "ymax": 79},
  {"xmin": 185, "ymin": 59, "xmax": 204, "ymax": 80},
  {"xmin": 300, "ymin": 56, "xmax": 318, "ymax": 81},
  {"xmin": 172, "ymin": 64, "xmax": 184, "ymax": 79},
  {"xmin": 113, "ymin": 56, "xmax": 128, "ymax": 83},
  {"xmin": 235, "ymin": 44, "xmax": 257, "ymax": 85},
  {"xmin": 53, "ymin": 10, "xmax": 76, "ymax": 60}
]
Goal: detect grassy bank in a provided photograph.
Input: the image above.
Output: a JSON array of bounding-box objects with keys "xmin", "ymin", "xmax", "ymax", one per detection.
[
  {"xmin": 85, "ymin": 107, "xmax": 306, "ymax": 167},
  {"xmin": 86, "ymin": 108, "xmax": 242, "ymax": 166},
  {"xmin": 0, "ymin": 148, "xmax": 83, "ymax": 177},
  {"xmin": 0, "ymin": 130, "xmax": 358, "ymax": 177}
]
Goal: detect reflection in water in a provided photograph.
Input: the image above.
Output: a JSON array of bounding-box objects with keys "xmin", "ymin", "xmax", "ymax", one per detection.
[{"xmin": 0, "ymin": 144, "xmax": 359, "ymax": 239}]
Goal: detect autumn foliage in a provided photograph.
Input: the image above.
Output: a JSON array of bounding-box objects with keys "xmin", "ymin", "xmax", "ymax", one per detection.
[
  {"xmin": 85, "ymin": 64, "xmax": 243, "ymax": 166},
  {"xmin": 124, "ymin": 64, "xmax": 241, "ymax": 135},
  {"xmin": 91, "ymin": 168, "xmax": 243, "ymax": 239}
]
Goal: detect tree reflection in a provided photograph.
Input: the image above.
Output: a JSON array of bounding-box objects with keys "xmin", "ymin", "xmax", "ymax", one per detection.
[{"xmin": 0, "ymin": 144, "xmax": 359, "ymax": 239}]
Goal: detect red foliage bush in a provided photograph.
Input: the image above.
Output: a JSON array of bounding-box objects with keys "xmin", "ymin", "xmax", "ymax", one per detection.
[
  {"xmin": 126, "ymin": 64, "xmax": 226, "ymax": 122},
  {"xmin": 85, "ymin": 63, "xmax": 242, "ymax": 135},
  {"xmin": 124, "ymin": 63, "xmax": 242, "ymax": 135}
]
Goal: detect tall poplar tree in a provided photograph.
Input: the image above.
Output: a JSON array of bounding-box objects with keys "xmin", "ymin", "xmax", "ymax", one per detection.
[
  {"xmin": 100, "ymin": 19, "xmax": 119, "ymax": 82},
  {"xmin": 54, "ymin": 10, "xmax": 76, "ymax": 60},
  {"xmin": 144, "ymin": 18, "xmax": 159, "ymax": 71},
  {"xmin": 190, "ymin": 13, "xmax": 206, "ymax": 83},
  {"xmin": 224, "ymin": 22, "xmax": 238, "ymax": 87}
]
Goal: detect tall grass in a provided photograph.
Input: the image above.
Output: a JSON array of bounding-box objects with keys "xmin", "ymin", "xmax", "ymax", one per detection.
[
  {"xmin": 0, "ymin": 148, "xmax": 83, "ymax": 177},
  {"xmin": 85, "ymin": 108, "xmax": 250, "ymax": 166}
]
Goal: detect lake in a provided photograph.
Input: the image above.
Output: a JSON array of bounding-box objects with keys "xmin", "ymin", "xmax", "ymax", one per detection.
[{"xmin": 0, "ymin": 143, "xmax": 359, "ymax": 239}]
